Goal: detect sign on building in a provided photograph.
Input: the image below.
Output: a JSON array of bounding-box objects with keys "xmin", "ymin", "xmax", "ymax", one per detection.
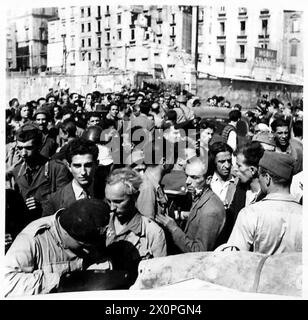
[{"xmin": 254, "ymin": 47, "xmax": 277, "ymax": 69}]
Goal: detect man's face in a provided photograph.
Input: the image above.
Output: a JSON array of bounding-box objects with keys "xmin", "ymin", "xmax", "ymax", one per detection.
[
  {"xmin": 185, "ymin": 162, "xmax": 206, "ymax": 192},
  {"xmin": 35, "ymin": 113, "xmax": 48, "ymax": 131},
  {"xmin": 235, "ymin": 153, "xmax": 253, "ymax": 184},
  {"xmin": 136, "ymin": 96, "xmax": 143, "ymax": 105},
  {"xmin": 133, "ymin": 105, "xmax": 140, "ymax": 117},
  {"xmin": 274, "ymin": 126, "xmax": 289, "ymax": 147},
  {"xmin": 68, "ymin": 154, "xmax": 97, "ymax": 187},
  {"xmin": 105, "ymin": 182, "xmax": 135, "ymax": 222},
  {"xmin": 48, "ymin": 97, "xmax": 55, "ymax": 104},
  {"xmin": 20, "ymin": 106, "xmax": 31, "ymax": 119},
  {"xmin": 62, "ymin": 95, "xmax": 69, "ymax": 104},
  {"xmin": 215, "ymin": 151, "xmax": 232, "ymax": 179},
  {"xmin": 110, "ymin": 105, "xmax": 119, "ymax": 118},
  {"xmin": 169, "ymin": 98, "xmax": 176, "ymax": 107},
  {"xmin": 86, "ymin": 95, "xmax": 92, "ymax": 104},
  {"xmin": 200, "ymin": 128, "xmax": 214, "ymax": 146},
  {"xmin": 88, "ymin": 116, "xmax": 100, "ymax": 127},
  {"xmin": 17, "ymin": 139, "xmax": 39, "ymax": 161}
]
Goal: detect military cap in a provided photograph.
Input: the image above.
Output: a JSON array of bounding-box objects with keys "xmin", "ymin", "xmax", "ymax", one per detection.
[
  {"xmin": 16, "ymin": 123, "xmax": 42, "ymax": 142},
  {"xmin": 259, "ymin": 151, "xmax": 295, "ymax": 180},
  {"xmin": 59, "ymin": 199, "xmax": 111, "ymax": 244}
]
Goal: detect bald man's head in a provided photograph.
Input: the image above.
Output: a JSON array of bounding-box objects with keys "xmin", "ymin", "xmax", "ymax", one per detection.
[{"xmin": 185, "ymin": 156, "xmax": 209, "ymax": 192}]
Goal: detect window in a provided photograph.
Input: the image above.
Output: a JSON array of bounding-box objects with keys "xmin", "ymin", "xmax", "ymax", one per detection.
[
  {"xmin": 261, "ymin": 44, "xmax": 268, "ymax": 49},
  {"xmin": 7, "ymin": 39, "xmax": 12, "ymax": 48},
  {"xmin": 291, "ymin": 43, "xmax": 297, "ymax": 57},
  {"xmin": 88, "ymin": 52, "xmax": 91, "ymax": 60},
  {"xmin": 98, "ymin": 51, "xmax": 101, "ymax": 62},
  {"xmin": 171, "ymin": 13, "xmax": 175, "ymax": 24},
  {"xmin": 98, "ymin": 37, "xmax": 101, "ymax": 48},
  {"xmin": 292, "ymin": 20, "xmax": 299, "ymax": 33},
  {"xmin": 98, "ymin": 6, "xmax": 101, "ymax": 17},
  {"xmin": 220, "ymin": 45, "xmax": 225, "ymax": 57},
  {"xmin": 106, "ymin": 32, "xmax": 110, "ymax": 42},
  {"xmin": 240, "ymin": 45, "xmax": 245, "ymax": 58},
  {"xmin": 172, "ymin": 27, "xmax": 175, "ymax": 36},
  {"xmin": 220, "ymin": 22, "xmax": 225, "ymax": 35},
  {"xmin": 81, "ymin": 24, "xmax": 84, "ymax": 33},
  {"xmin": 118, "ymin": 30, "xmax": 122, "ymax": 40},
  {"xmin": 81, "ymin": 8, "xmax": 84, "ymax": 17},
  {"xmin": 129, "ymin": 58, "xmax": 136, "ymax": 62},
  {"xmin": 88, "ymin": 38, "xmax": 91, "ymax": 47},
  {"xmin": 88, "ymin": 23, "xmax": 91, "ymax": 32},
  {"xmin": 98, "ymin": 20, "xmax": 101, "ymax": 32},
  {"xmin": 7, "ymin": 51, "xmax": 12, "ymax": 59},
  {"xmin": 290, "ymin": 64, "xmax": 296, "ymax": 74},
  {"xmin": 131, "ymin": 29, "xmax": 135, "ymax": 40},
  {"xmin": 81, "ymin": 39, "xmax": 85, "ymax": 47},
  {"xmin": 199, "ymin": 8, "xmax": 204, "ymax": 21},
  {"xmin": 240, "ymin": 21, "xmax": 246, "ymax": 34},
  {"xmin": 117, "ymin": 14, "xmax": 121, "ymax": 24},
  {"xmin": 88, "ymin": 7, "xmax": 91, "ymax": 17},
  {"xmin": 262, "ymin": 19, "xmax": 268, "ymax": 35}
]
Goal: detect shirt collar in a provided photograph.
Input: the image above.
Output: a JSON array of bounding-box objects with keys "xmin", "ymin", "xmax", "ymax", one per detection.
[
  {"xmin": 212, "ymin": 172, "xmax": 235, "ymax": 184},
  {"xmin": 109, "ymin": 211, "xmax": 143, "ymax": 236},
  {"xmin": 262, "ymin": 192, "xmax": 298, "ymax": 203},
  {"xmin": 72, "ymin": 179, "xmax": 87, "ymax": 199}
]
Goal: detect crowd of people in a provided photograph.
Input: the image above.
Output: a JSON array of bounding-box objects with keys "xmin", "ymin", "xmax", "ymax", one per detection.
[{"xmin": 4, "ymin": 86, "xmax": 303, "ymax": 296}]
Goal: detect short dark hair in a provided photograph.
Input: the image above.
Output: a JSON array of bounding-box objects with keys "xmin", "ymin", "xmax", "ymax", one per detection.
[
  {"xmin": 208, "ymin": 142, "xmax": 233, "ymax": 175},
  {"xmin": 229, "ymin": 109, "xmax": 242, "ymax": 121},
  {"xmin": 270, "ymin": 98, "xmax": 280, "ymax": 109},
  {"xmin": 139, "ymin": 102, "xmax": 150, "ymax": 115},
  {"xmin": 199, "ymin": 119, "xmax": 216, "ymax": 131},
  {"xmin": 293, "ymin": 120, "xmax": 303, "ymax": 138},
  {"xmin": 60, "ymin": 119, "xmax": 77, "ymax": 138},
  {"xmin": 271, "ymin": 118, "xmax": 289, "ymax": 132},
  {"xmin": 66, "ymin": 137, "xmax": 99, "ymax": 164},
  {"xmin": 236, "ymin": 141, "xmax": 264, "ymax": 168},
  {"xmin": 9, "ymin": 98, "xmax": 19, "ymax": 107}
]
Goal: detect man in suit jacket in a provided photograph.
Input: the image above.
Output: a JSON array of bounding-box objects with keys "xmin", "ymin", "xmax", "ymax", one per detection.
[
  {"xmin": 42, "ymin": 138, "xmax": 99, "ymax": 216},
  {"xmin": 156, "ymin": 156, "xmax": 226, "ymax": 252}
]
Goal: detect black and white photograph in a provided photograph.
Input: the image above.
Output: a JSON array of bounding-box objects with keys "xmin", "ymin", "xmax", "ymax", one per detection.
[{"xmin": 1, "ymin": 0, "xmax": 306, "ymax": 304}]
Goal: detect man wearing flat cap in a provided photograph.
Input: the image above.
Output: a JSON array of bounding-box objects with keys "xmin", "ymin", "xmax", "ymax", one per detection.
[
  {"xmin": 8, "ymin": 124, "xmax": 71, "ymax": 220},
  {"xmin": 4, "ymin": 199, "xmax": 111, "ymax": 297},
  {"xmin": 33, "ymin": 107, "xmax": 58, "ymax": 159},
  {"xmin": 226, "ymin": 151, "xmax": 302, "ymax": 255}
]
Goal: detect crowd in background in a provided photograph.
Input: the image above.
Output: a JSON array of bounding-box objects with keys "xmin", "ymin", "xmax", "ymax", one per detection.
[{"xmin": 4, "ymin": 85, "xmax": 303, "ymax": 296}]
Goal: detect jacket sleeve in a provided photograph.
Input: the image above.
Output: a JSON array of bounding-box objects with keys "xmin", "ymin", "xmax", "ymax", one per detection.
[
  {"xmin": 167, "ymin": 204, "xmax": 226, "ymax": 252},
  {"xmin": 136, "ymin": 182, "xmax": 156, "ymax": 219},
  {"xmin": 41, "ymin": 192, "xmax": 58, "ymax": 217},
  {"xmin": 4, "ymin": 233, "xmax": 61, "ymax": 297},
  {"xmin": 148, "ymin": 223, "xmax": 167, "ymax": 257}
]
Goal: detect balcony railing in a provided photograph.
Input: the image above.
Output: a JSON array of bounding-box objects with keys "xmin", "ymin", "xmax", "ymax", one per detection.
[
  {"xmin": 237, "ymin": 35, "xmax": 247, "ymax": 39},
  {"xmin": 217, "ymin": 35, "xmax": 226, "ymax": 40},
  {"xmin": 216, "ymin": 57, "xmax": 225, "ymax": 62},
  {"xmin": 258, "ymin": 34, "xmax": 269, "ymax": 39},
  {"xmin": 236, "ymin": 58, "xmax": 247, "ymax": 62}
]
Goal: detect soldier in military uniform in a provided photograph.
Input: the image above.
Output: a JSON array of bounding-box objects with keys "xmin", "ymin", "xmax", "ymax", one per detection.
[
  {"xmin": 7, "ymin": 123, "xmax": 72, "ymax": 220},
  {"xmin": 4, "ymin": 199, "xmax": 110, "ymax": 297}
]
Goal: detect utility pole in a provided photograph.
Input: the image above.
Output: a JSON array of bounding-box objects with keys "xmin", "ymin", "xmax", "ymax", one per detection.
[{"xmin": 195, "ymin": 6, "xmax": 199, "ymax": 73}]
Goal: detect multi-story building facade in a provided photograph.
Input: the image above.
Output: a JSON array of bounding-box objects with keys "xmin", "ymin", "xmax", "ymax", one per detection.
[
  {"xmin": 6, "ymin": 23, "xmax": 17, "ymax": 71},
  {"xmin": 7, "ymin": 7, "xmax": 58, "ymax": 73},
  {"xmin": 192, "ymin": 5, "xmax": 303, "ymax": 85},
  {"xmin": 47, "ymin": 5, "xmax": 194, "ymax": 83}
]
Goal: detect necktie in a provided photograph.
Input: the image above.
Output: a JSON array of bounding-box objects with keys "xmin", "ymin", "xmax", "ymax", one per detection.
[{"xmin": 25, "ymin": 168, "xmax": 33, "ymax": 185}]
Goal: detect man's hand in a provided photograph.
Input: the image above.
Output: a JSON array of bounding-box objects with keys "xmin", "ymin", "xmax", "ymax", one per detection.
[
  {"xmin": 25, "ymin": 197, "xmax": 41, "ymax": 211},
  {"xmin": 155, "ymin": 213, "xmax": 178, "ymax": 230}
]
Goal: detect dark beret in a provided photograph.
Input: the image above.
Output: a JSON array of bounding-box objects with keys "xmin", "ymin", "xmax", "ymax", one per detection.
[
  {"xmin": 59, "ymin": 199, "xmax": 111, "ymax": 244},
  {"xmin": 16, "ymin": 123, "xmax": 42, "ymax": 142}
]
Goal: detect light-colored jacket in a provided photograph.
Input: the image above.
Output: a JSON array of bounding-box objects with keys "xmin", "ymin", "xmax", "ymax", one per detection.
[
  {"xmin": 4, "ymin": 210, "xmax": 84, "ymax": 297},
  {"xmin": 227, "ymin": 193, "xmax": 302, "ymax": 254}
]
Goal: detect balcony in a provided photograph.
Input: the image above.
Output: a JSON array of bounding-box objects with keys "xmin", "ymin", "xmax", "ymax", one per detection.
[
  {"xmin": 105, "ymin": 26, "xmax": 111, "ymax": 31},
  {"xmin": 236, "ymin": 58, "xmax": 247, "ymax": 63},
  {"xmin": 170, "ymin": 34, "xmax": 176, "ymax": 38},
  {"xmin": 238, "ymin": 11, "xmax": 247, "ymax": 16},
  {"xmin": 258, "ymin": 34, "xmax": 269, "ymax": 39},
  {"xmin": 156, "ymin": 32, "xmax": 162, "ymax": 37},
  {"xmin": 157, "ymin": 19, "xmax": 163, "ymax": 24},
  {"xmin": 96, "ymin": 15, "xmax": 102, "ymax": 20},
  {"xmin": 217, "ymin": 35, "xmax": 226, "ymax": 40},
  {"xmin": 96, "ymin": 31, "xmax": 102, "ymax": 35},
  {"xmin": 105, "ymin": 42, "xmax": 111, "ymax": 46},
  {"xmin": 170, "ymin": 22, "xmax": 176, "ymax": 26},
  {"xmin": 237, "ymin": 35, "xmax": 247, "ymax": 40},
  {"xmin": 129, "ymin": 40, "xmax": 136, "ymax": 46},
  {"xmin": 218, "ymin": 12, "xmax": 226, "ymax": 17},
  {"xmin": 216, "ymin": 58, "xmax": 225, "ymax": 62},
  {"xmin": 130, "ymin": 24, "xmax": 136, "ymax": 28},
  {"xmin": 260, "ymin": 10, "xmax": 269, "ymax": 15},
  {"xmin": 105, "ymin": 11, "xmax": 110, "ymax": 17}
]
